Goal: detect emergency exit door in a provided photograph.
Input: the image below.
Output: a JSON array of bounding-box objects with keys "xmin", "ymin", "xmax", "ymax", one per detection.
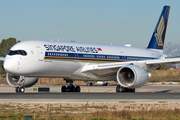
[{"xmin": 36, "ymin": 46, "xmax": 44, "ymax": 61}]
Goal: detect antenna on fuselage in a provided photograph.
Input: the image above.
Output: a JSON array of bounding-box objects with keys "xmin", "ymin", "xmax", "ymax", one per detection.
[{"xmin": 125, "ymin": 44, "xmax": 132, "ymax": 47}]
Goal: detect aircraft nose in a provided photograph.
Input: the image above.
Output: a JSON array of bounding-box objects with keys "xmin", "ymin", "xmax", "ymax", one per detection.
[{"xmin": 3, "ymin": 58, "xmax": 14, "ymax": 74}]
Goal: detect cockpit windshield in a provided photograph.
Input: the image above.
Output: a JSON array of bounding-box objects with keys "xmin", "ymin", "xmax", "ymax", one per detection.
[{"xmin": 7, "ymin": 50, "xmax": 27, "ymax": 56}]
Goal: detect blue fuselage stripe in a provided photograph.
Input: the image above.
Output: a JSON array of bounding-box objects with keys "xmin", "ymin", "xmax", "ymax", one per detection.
[{"xmin": 44, "ymin": 52, "xmax": 157, "ymax": 62}]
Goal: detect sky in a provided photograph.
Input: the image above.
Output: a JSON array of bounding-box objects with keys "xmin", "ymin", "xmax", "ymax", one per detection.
[{"xmin": 0, "ymin": 0, "xmax": 180, "ymax": 47}]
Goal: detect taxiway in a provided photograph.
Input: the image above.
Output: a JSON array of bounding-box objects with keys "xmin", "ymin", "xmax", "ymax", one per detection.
[{"xmin": 0, "ymin": 85, "xmax": 180, "ymax": 103}]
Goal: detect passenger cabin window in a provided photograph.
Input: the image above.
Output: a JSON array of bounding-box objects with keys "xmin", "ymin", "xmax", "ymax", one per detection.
[{"xmin": 7, "ymin": 50, "xmax": 27, "ymax": 56}]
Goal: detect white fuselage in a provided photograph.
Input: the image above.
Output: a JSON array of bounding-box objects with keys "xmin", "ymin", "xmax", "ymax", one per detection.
[{"xmin": 3, "ymin": 40, "xmax": 164, "ymax": 81}]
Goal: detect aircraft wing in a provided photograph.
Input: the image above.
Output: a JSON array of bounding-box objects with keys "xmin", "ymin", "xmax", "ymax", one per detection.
[
  {"xmin": 81, "ymin": 61, "xmax": 134, "ymax": 76},
  {"xmin": 146, "ymin": 57, "xmax": 180, "ymax": 65},
  {"xmin": 81, "ymin": 57, "xmax": 180, "ymax": 76},
  {"xmin": 0, "ymin": 57, "xmax": 5, "ymax": 61}
]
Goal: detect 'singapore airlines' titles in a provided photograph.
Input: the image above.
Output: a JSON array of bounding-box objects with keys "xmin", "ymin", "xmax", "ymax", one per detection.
[{"xmin": 44, "ymin": 44, "xmax": 102, "ymax": 53}]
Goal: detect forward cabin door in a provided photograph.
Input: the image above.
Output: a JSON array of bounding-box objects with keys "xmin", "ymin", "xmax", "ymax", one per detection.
[{"xmin": 36, "ymin": 46, "xmax": 44, "ymax": 61}]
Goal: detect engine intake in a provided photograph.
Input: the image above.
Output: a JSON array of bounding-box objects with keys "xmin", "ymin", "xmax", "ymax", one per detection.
[
  {"xmin": 116, "ymin": 65, "xmax": 149, "ymax": 88},
  {"xmin": 7, "ymin": 73, "xmax": 38, "ymax": 88}
]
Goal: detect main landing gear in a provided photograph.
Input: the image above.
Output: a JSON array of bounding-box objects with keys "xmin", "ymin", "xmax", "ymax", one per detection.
[
  {"xmin": 61, "ymin": 80, "xmax": 81, "ymax": 92},
  {"xmin": 116, "ymin": 85, "xmax": 135, "ymax": 92},
  {"xmin": 61, "ymin": 85, "xmax": 80, "ymax": 92},
  {"xmin": 87, "ymin": 82, "xmax": 93, "ymax": 86},
  {"xmin": 102, "ymin": 82, "xmax": 108, "ymax": 86},
  {"xmin": 15, "ymin": 87, "xmax": 25, "ymax": 93}
]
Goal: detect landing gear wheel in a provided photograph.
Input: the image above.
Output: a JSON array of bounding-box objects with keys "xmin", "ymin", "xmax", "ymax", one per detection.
[
  {"xmin": 15, "ymin": 87, "xmax": 19, "ymax": 93},
  {"xmin": 75, "ymin": 86, "xmax": 81, "ymax": 92},
  {"xmin": 124, "ymin": 88, "xmax": 135, "ymax": 92},
  {"xmin": 15, "ymin": 87, "xmax": 25, "ymax": 93},
  {"xmin": 129, "ymin": 88, "xmax": 135, "ymax": 92},
  {"xmin": 66, "ymin": 86, "xmax": 71, "ymax": 92},
  {"xmin": 61, "ymin": 85, "xmax": 81, "ymax": 93},
  {"xmin": 66, "ymin": 85, "xmax": 75, "ymax": 92},
  {"xmin": 87, "ymin": 82, "xmax": 93, "ymax": 86},
  {"xmin": 61, "ymin": 86, "xmax": 66, "ymax": 92},
  {"xmin": 62, "ymin": 79, "xmax": 81, "ymax": 93},
  {"xmin": 19, "ymin": 87, "xmax": 25, "ymax": 93},
  {"xmin": 102, "ymin": 82, "xmax": 108, "ymax": 86},
  {"xmin": 116, "ymin": 85, "xmax": 125, "ymax": 92},
  {"xmin": 116, "ymin": 85, "xmax": 135, "ymax": 92},
  {"xmin": 70, "ymin": 85, "xmax": 75, "ymax": 92}
]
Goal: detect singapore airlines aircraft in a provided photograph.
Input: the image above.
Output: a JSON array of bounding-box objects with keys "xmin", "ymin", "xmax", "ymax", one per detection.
[{"xmin": 0, "ymin": 6, "xmax": 178, "ymax": 93}]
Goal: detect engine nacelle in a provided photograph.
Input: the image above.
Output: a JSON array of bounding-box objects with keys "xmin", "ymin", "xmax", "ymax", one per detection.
[
  {"xmin": 6, "ymin": 73, "xmax": 38, "ymax": 88},
  {"xmin": 116, "ymin": 65, "xmax": 149, "ymax": 88}
]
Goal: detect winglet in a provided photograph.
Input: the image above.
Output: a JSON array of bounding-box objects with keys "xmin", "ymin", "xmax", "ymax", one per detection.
[{"xmin": 147, "ymin": 6, "xmax": 171, "ymax": 52}]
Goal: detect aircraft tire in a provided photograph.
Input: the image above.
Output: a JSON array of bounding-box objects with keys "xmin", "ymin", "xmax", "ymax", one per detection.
[
  {"xmin": 61, "ymin": 86, "xmax": 66, "ymax": 92},
  {"xmin": 116, "ymin": 85, "xmax": 120, "ymax": 92},
  {"xmin": 19, "ymin": 87, "xmax": 25, "ymax": 93},
  {"xmin": 15, "ymin": 87, "xmax": 19, "ymax": 93},
  {"xmin": 70, "ymin": 85, "xmax": 75, "ymax": 92},
  {"xmin": 124, "ymin": 88, "xmax": 135, "ymax": 92},
  {"xmin": 66, "ymin": 86, "xmax": 71, "ymax": 92},
  {"xmin": 87, "ymin": 82, "xmax": 93, "ymax": 86},
  {"xmin": 116, "ymin": 85, "xmax": 125, "ymax": 92},
  {"xmin": 66, "ymin": 85, "xmax": 75, "ymax": 92},
  {"xmin": 75, "ymin": 86, "xmax": 81, "ymax": 92},
  {"xmin": 129, "ymin": 88, "xmax": 135, "ymax": 92},
  {"xmin": 102, "ymin": 82, "xmax": 108, "ymax": 86}
]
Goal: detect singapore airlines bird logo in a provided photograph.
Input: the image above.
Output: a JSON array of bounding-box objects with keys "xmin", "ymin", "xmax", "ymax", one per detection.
[{"xmin": 154, "ymin": 16, "xmax": 165, "ymax": 46}]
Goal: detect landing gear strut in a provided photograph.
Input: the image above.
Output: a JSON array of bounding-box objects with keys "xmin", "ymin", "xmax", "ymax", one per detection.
[
  {"xmin": 102, "ymin": 82, "xmax": 108, "ymax": 86},
  {"xmin": 116, "ymin": 85, "xmax": 135, "ymax": 92},
  {"xmin": 87, "ymin": 82, "xmax": 93, "ymax": 86},
  {"xmin": 15, "ymin": 87, "xmax": 25, "ymax": 93},
  {"xmin": 61, "ymin": 80, "xmax": 81, "ymax": 92}
]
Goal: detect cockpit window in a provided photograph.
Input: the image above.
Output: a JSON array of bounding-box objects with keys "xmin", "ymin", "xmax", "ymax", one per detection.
[{"xmin": 7, "ymin": 50, "xmax": 27, "ymax": 56}]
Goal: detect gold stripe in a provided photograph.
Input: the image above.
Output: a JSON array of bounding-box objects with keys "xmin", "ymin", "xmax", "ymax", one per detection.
[
  {"xmin": 44, "ymin": 58, "xmax": 118, "ymax": 63},
  {"xmin": 44, "ymin": 57, "xmax": 134, "ymax": 63},
  {"xmin": 45, "ymin": 56, "xmax": 132, "ymax": 62}
]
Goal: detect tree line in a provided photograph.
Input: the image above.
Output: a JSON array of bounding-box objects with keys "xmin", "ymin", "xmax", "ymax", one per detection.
[{"xmin": 0, "ymin": 38, "xmax": 20, "ymax": 74}]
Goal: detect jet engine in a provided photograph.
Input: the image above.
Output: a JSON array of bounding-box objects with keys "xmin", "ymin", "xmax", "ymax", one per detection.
[
  {"xmin": 6, "ymin": 73, "xmax": 38, "ymax": 88},
  {"xmin": 116, "ymin": 65, "xmax": 149, "ymax": 88}
]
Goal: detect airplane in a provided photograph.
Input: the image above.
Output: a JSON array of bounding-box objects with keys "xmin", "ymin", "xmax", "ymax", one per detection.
[{"xmin": 0, "ymin": 5, "xmax": 179, "ymax": 93}]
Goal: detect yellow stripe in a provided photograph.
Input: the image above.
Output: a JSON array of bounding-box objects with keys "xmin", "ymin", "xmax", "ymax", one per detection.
[{"xmin": 45, "ymin": 56, "xmax": 132, "ymax": 62}]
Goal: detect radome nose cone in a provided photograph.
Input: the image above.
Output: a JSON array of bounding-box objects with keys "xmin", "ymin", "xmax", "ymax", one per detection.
[{"xmin": 3, "ymin": 59, "xmax": 13, "ymax": 73}]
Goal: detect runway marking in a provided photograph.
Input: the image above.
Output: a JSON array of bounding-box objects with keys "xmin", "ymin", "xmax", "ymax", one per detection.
[
  {"xmin": 119, "ymin": 101, "xmax": 135, "ymax": 103},
  {"xmin": 147, "ymin": 90, "xmax": 175, "ymax": 93},
  {"xmin": 158, "ymin": 101, "xmax": 167, "ymax": 103},
  {"xmin": 33, "ymin": 88, "xmax": 38, "ymax": 91},
  {"xmin": 50, "ymin": 91, "xmax": 60, "ymax": 92}
]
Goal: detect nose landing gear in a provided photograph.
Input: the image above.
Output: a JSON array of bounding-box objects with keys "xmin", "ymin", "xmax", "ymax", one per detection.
[{"xmin": 15, "ymin": 87, "xmax": 25, "ymax": 93}]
